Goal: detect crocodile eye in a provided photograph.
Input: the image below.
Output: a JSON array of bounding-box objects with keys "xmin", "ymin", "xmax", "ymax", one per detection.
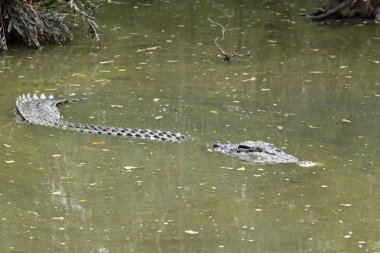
[{"xmin": 213, "ymin": 141, "xmax": 221, "ymax": 148}]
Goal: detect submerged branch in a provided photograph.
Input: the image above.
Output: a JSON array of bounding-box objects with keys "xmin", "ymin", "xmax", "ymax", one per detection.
[{"xmin": 208, "ymin": 17, "xmax": 249, "ymax": 63}]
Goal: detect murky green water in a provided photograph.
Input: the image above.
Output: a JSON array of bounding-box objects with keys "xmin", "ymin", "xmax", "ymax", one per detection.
[{"xmin": 1, "ymin": 0, "xmax": 380, "ymax": 252}]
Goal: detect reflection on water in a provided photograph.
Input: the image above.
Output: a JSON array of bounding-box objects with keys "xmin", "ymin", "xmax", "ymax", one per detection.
[{"xmin": 1, "ymin": 0, "xmax": 380, "ymax": 252}]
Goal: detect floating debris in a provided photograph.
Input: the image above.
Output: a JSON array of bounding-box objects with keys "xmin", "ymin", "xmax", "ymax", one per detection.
[
  {"xmin": 99, "ymin": 60, "xmax": 114, "ymax": 64},
  {"xmin": 184, "ymin": 230, "xmax": 199, "ymax": 235},
  {"xmin": 124, "ymin": 166, "xmax": 138, "ymax": 170},
  {"xmin": 51, "ymin": 217, "xmax": 64, "ymax": 220}
]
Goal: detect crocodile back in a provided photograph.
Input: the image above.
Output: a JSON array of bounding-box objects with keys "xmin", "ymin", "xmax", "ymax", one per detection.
[
  {"xmin": 65, "ymin": 123, "xmax": 185, "ymax": 142},
  {"xmin": 15, "ymin": 93, "xmax": 64, "ymax": 126},
  {"xmin": 15, "ymin": 93, "xmax": 186, "ymax": 142}
]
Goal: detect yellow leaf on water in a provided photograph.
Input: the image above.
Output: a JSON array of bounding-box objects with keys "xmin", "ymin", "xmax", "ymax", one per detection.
[
  {"xmin": 79, "ymin": 199, "xmax": 89, "ymax": 203},
  {"xmin": 99, "ymin": 60, "xmax": 114, "ymax": 64},
  {"xmin": 92, "ymin": 141, "xmax": 104, "ymax": 145},
  {"xmin": 124, "ymin": 166, "xmax": 138, "ymax": 170},
  {"xmin": 146, "ymin": 46, "xmax": 160, "ymax": 51},
  {"xmin": 242, "ymin": 77, "xmax": 256, "ymax": 82}
]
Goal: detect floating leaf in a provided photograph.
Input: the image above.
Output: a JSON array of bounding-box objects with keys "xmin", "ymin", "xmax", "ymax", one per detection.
[
  {"xmin": 242, "ymin": 77, "xmax": 256, "ymax": 82},
  {"xmin": 124, "ymin": 166, "xmax": 137, "ymax": 170},
  {"xmin": 309, "ymin": 125, "xmax": 322, "ymax": 129},
  {"xmin": 146, "ymin": 46, "xmax": 160, "ymax": 51},
  {"xmin": 79, "ymin": 199, "xmax": 89, "ymax": 203},
  {"xmin": 184, "ymin": 230, "xmax": 199, "ymax": 235},
  {"xmin": 99, "ymin": 60, "xmax": 114, "ymax": 64},
  {"xmin": 51, "ymin": 217, "xmax": 64, "ymax": 220},
  {"xmin": 91, "ymin": 141, "xmax": 104, "ymax": 145},
  {"xmin": 342, "ymin": 119, "xmax": 351, "ymax": 123}
]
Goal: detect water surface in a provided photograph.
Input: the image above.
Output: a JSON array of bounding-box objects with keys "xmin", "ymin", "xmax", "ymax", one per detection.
[{"xmin": 1, "ymin": 1, "xmax": 380, "ymax": 252}]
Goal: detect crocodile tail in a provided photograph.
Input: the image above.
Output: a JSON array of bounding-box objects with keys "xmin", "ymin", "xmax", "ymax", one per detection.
[{"xmin": 64, "ymin": 122, "xmax": 186, "ymax": 142}]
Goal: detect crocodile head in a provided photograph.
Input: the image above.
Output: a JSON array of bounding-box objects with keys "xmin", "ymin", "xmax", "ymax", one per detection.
[{"xmin": 213, "ymin": 140, "xmax": 299, "ymax": 165}]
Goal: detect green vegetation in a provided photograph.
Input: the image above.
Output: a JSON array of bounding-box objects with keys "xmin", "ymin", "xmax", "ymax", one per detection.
[{"xmin": 0, "ymin": 0, "xmax": 107, "ymax": 51}]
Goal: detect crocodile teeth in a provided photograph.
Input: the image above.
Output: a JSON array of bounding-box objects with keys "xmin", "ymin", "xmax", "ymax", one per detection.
[
  {"xmin": 22, "ymin": 94, "xmax": 27, "ymax": 101},
  {"xmin": 48, "ymin": 94, "xmax": 54, "ymax": 99},
  {"xmin": 40, "ymin": 93, "xmax": 46, "ymax": 99},
  {"xmin": 33, "ymin": 94, "xmax": 38, "ymax": 99},
  {"xmin": 27, "ymin": 93, "xmax": 32, "ymax": 101}
]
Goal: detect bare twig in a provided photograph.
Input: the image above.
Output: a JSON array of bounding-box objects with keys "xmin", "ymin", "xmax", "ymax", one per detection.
[
  {"xmin": 58, "ymin": 0, "xmax": 100, "ymax": 41},
  {"xmin": 208, "ymin": 17, "xmax": 249, "ymax": 63},
  {"xmin": 208, "ymin": 17, "xmax": 228, "ymax": 40}
]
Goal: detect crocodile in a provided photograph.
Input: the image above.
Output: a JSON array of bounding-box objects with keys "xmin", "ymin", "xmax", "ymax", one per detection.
[
  {"xmin": 15, "ymin": 93, "xmax": 317, "ymax": 166},
  {"xmin": 15, "ymin": 93, "xmax": 185, "ymax": 142},
  {"xmin": 213, "ymin": 140, "xmax": 317, "ymax": 167}
]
